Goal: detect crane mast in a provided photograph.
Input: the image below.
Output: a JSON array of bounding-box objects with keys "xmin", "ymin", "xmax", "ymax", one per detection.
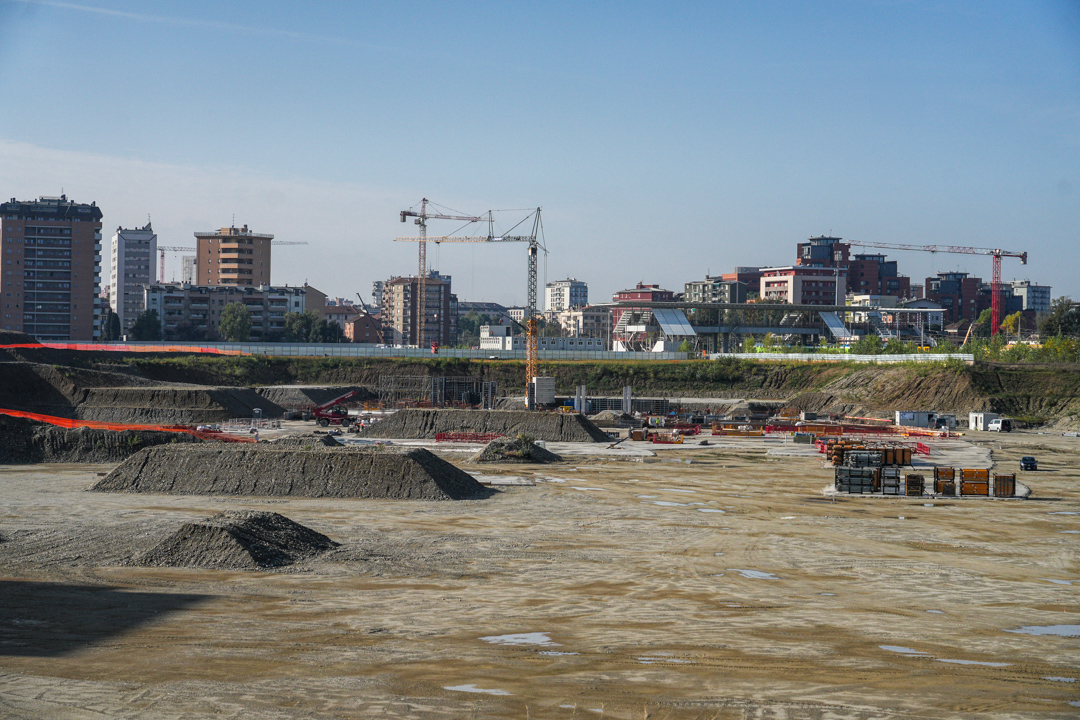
[{"xmin": 846, "ymin": 240, "xmax": 1027, "ymax": 336}]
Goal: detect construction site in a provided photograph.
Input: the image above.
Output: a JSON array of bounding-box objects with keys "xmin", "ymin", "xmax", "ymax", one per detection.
[{"xmin": 1, "ymin": 329, "xmax": 1079, "ymax": 720}]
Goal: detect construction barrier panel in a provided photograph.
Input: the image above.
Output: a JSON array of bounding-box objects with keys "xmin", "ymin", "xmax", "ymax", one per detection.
[{"xmin": 0, "ymin": 408, "xmax": 254, "ymax": 443}]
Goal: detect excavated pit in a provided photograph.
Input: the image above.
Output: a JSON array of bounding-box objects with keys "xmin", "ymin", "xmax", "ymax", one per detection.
[
  {"xmin": 92, "ymin": 444, "xmax": 489, "ymax": 500},
  {"xmin": 358, "ymin": 408, "xmax": 611, "ymax": 443},
  {"xmin": 136, "ymin": 510, "xmax": 337, "ymax": 570},
  {"xmin": 255, "ymin": 385, "xmax": 375, "ymax": 410},
  {"xmin": 0, "ymin": 415, "xmax": 199, "ymax": 464}
]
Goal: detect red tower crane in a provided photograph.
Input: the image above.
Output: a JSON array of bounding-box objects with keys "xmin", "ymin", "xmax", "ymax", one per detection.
[{"xmin": 846, "ymin": 241, "xmax": 1028, "ymax": 335}]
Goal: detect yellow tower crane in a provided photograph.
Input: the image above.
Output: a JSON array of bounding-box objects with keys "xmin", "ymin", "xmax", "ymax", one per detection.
[{"xmin": 394, "ymin": 206, "xmax": 544, "ymax": 408}]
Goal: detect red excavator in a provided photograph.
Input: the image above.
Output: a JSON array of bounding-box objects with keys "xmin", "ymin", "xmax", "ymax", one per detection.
[{"xmin": 311, "ymin": 389, "xmax": 364, "ymax": 427}]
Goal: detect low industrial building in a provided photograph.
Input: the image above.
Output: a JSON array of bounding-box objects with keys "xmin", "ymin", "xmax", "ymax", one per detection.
[{"xmin": 479, "ymin": 325, "xmax": 605, "ymax": 352}]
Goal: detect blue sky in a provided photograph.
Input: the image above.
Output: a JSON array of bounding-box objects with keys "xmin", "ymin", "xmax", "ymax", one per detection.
[{"xmin": 0, "ymin": 0, "xmax": 1077, "ymax": 306}]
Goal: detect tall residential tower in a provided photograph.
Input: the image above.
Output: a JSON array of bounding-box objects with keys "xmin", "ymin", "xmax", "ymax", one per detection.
[
  {"xmin": 1, "ymin": 195, "xmax": 103, "ymax": 340},
  {"xmin": 109, "ymin": 222, "xmax": 157, "ymax": 334},
  {"xmin": 194, "ymin": 224, "xmax": 272, "ymax": 286}
]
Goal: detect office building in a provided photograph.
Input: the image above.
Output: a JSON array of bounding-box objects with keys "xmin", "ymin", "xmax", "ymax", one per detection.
[
  {"xmin": 195, "ymin": 224, "xmax": 272, "ymax": 286},
  {"xmin": 1, "ymin": 195, "xmax": 103, "ymax": 341},
  {"xmin": 544, "ymin": 278, "xmax": 588, "ymax": 312},
  {"xmin": 109, "ymin": 222, "xmax": 157, "ymax": 334}
]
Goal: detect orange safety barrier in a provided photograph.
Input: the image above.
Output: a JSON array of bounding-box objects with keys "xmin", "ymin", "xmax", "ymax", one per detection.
[
  {"xmin": 0, "ymin": 408, "xmax": 254, "ymax": 442},
  {"xmin": 0, "ymin": 342, "xmax": 245, "ymax": 355}
]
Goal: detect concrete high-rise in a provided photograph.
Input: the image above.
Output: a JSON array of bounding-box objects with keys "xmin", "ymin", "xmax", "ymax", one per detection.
[
  {"xmin": 194, "ymin": 224, "xmax": 272, "ymax": 286},
  {"xmin": 1, "ymin": 195, "xmax": 103, "ymax": 341},
  {"xmin": 544, "ymin": 278, "xmax": 588, "ymax": 312},
  {"xmin": 109, "ymin": 222, "xmax": 157, "ymax": 334}
]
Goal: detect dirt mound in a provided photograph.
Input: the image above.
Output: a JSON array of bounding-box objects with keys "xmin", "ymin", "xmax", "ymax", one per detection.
[
  {"xmin": 358, "ymin": 409, "xmax": 611, "ymax": 443},
  {"xmin": 93, "ymin": 445, "xmax": 489, "ymax": 500},
  {"xmin": 0, "ymin": 330, "xmax": 39, "ymax": 345},
  {"xmin": 137, "ymin": 511, "xmax": 336, "ymax": 569},
  {"xmin": 474, "ymin": 435, "xmax": 563, "ymax": 464},
  {"xmin": 589, "ymin": 410, "xmax": 640, "ymax": 428},
  {"xmin": 0, "ymin": 415, "xmax": 199, "ymax": 464},
  {"xmin": 270, "ymin": 433, "xmax": 343, "ymax": 447},
  {"xmin": 255, "ymin": 385, "xmax": 375, "ymax": 409}
]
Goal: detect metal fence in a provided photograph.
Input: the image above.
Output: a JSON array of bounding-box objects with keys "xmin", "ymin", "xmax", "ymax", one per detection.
[
  {"xmin": 84, "ymin": 342, "xmax": 972, "ymax": 364},
  {"xmin": 707, "ymin": 352, "xmax": 974, "ymax": 363}
]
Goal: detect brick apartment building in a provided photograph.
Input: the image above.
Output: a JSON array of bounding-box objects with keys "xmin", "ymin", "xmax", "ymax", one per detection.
[
  {"xmin": 195, "ymin": 224, "xmax": 273, "ymax": 286},
  {"xmin": 1, "ymin": 195, "xmax": 103, "ymax": 341}
]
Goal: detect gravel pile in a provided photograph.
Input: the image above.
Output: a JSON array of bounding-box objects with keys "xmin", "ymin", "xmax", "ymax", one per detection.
[
  {"xmin": 0, "ymin": 415, "xmax": 199, "ymax": 464},
  {"xmin": 270, "ymin": 433, "xmax": 343, "ymax": 448},
  {"xmin": 473, "ymin": 435, "xmax": 563, "ymax": 464},
  {"xmin": 93, "ymin": 444, "xmax": 489, "ymax": 500},
  {"xmin": 137, "ymin": 510, "xmax": 336, "ymax": 569},
  {"xmin": 358, "ymin": 408, "xmax": 611, "ymax": 443}
]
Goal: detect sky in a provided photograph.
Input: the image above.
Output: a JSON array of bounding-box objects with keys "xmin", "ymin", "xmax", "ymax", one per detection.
[{"xmin": 0, "ymin": 0, "xmax": 1077, "ymax": 307}]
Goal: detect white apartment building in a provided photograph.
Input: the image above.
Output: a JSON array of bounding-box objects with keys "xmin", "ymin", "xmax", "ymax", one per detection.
[
  {"xmin": 110, "ymin": 222, "xmax": 157, "ymax": 333},
  {"xmin": 181, "ymin": 255, "xmax": 196, "ymax": 284},
  {"xmin": 544, "ymin": 278, "xmax": 588, "ymax": 312},
  {"xmin": 555, "ymin": 305, "xmax": 611, "ymax": 341},
  {"xmin": 1008, "ymin": 280, "xmax": 1051, "ymax": 314}
]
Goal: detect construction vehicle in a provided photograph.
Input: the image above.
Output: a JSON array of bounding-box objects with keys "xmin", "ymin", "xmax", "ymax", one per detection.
[{"xmin": 311, "ymin": 389, "xmax": 365, "ymax": 427}]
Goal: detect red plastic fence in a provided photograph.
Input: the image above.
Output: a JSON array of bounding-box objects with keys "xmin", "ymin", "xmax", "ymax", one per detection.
[
  {"xmin": 0, "ymin": 342, "xmax": 245, "ymax": 355},
  {"xmin": 435, "ymin": 432, "xmax": 504, "ymax": 443},
  {"xmin": 0, "ymin": 408, "xmax": 254, "ymax": 443}
]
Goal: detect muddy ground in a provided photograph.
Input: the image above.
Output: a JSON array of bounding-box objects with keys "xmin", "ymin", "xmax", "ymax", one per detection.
[{"xmin": 0, "ymin": 429, "xmax": 1077, "ymax": 719}]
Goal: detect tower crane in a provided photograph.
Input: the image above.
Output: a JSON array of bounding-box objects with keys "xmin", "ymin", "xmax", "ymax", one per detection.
[
  {"xmin": 399, "ymin": 199, "xmax": 486, "ymax": 349},
  {"xmin": 156, "ymin": 241, "xmax": 308, "ymax": 283},
  {"xmin": 395, "ymin": 207, "xmax": 545, "ymax": 408},
  {"xmin": 846, "ymin": 241, "xmax": 1027, "ymax": 336}
]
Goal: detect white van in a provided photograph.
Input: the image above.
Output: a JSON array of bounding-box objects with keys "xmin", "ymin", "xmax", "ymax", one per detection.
[{"xmin": 987, "ymin": 418, "xmax": 1012, "ymax": 432}]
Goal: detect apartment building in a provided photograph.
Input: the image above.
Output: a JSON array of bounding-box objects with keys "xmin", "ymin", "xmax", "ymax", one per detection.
[
  {"xmin": 1, "ymin": 195, "xmax": 103, "ymax": 340},
  {"xmin": 760, "ymin": 266, "xmax": 847, "ymax": 305},
  {"xmin": 683, "ymin": 276, "xmax": 748, "ymax": 304},
  {"xmin": 110, "ymin": 222, "xmax": 157, "ymax": 334},
  {"xmin": 379, "ymin": 273, "xmax": 457, "ymax": 346},
  {"xmin": 1009, "ymin": 280, "xmax": 1052, "ymax": 314},
  {"xmin": 544, "ymin": 278, "xmax": 588, "ymax": 312},
  {"xmin": 195, "ymin": 224, "xmax": 272, "ymax": 286},
  {"xmin": 143, "ymin": 283, "xmax": 325, "ymax": 340}
]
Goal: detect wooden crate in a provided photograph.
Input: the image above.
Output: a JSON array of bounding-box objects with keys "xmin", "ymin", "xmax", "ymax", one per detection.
[
  {"xmin": 934, "ymin": 479, "xmax": 956, "ymax": 496},
  {"xmin": 961, "ymin": 480, "xmax": 989, "ymax": 496},
  {"xmin": 905, "ymin": 474, "xmax": 925, "ymax": 496},
  {"xmin": 994, "ymin": 474, "xmax": 1016, "ymax": 497}
]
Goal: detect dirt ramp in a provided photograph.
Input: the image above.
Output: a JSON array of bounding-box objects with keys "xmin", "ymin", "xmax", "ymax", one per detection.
[
  {"xmin": 137, "ymin": 510, "xmax": 336, "ymax": 570},
  {"xmin": 73, "ymin": 387, "xmax": 286, "ymax": 424},
  {"xmin": 474, "ymin": 436, "xmax": 563, "ymax": 464},
  {"xmin": 359, "ymin": 409, "xmax": 611, "ymax": 443},
  {"xmin": 255, "ymin": 385, "xmax": 375, "ymax": 409},
  {"xmin": 93, "ymin": 445, "xmax": 488, "ymax": 500},
  {"xmin": 0, "ymin": 415, "xmax": 199, "ymax": 464}
]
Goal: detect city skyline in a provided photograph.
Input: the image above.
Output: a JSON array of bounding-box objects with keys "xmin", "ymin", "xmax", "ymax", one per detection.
[{"xmin": 0, "ymin": 1, "xmax": 1076, "ymax": 306}]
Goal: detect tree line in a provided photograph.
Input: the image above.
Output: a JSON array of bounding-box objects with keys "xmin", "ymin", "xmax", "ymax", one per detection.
[{"xmin": 107, "ymin": 305, "xmax": 346, "ymax": 343}]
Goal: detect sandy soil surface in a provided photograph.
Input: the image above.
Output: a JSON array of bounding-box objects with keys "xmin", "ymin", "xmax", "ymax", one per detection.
[{"xmin": 1, "ymin": 431, "xmax": 1078, "ymax": 719}]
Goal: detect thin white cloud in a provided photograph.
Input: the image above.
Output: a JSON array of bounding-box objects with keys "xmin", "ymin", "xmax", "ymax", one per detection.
[{"xmin": 10, "ymin": 0, "xmax": 349, "ymax": 44}]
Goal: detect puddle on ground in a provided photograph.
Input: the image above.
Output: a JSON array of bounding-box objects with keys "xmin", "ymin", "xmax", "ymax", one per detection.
[
  {"xmin": 538, "ymin": 650, "xmax": 580, "ymax": 656},
  {"xmin": 1005, "ymin": 624, "xmax": 1080, "ymax": 637},
  {"xmin": 445, "ymin": 684, "xmax": 511, "ymax": 696},
  {"xmin": 1060, "ymin": 530, "xmax": 1080, "ymax": 534},
  {"xmin": 936, "ymin": 659, "xmax": 1010, "ymax": 667},
  {"xmin": 650, "ymin": 501, "xmax": 687, "ymax": 507},
  {"xmin": 1070, "ymin": 701, "xmax": 1080, "ymax": 708},
  {"xmin": 571, "ymin": 486, "xmax": 607, "ymax": 492},
  {"xmin": 1048, "ymin": 511, "xmax": 1079, "ymax": 515},
  {"xmin": 728, "ymin": 568, "xmax": 779, "ymax": 580},
  {"xmin": 637, "ymin": 656, "xmax": 692, "ymax": 664},
  {"xmin": 880, "ymin": 645, "xmax": 929, "ymax": 656},
  {"xmin": 927, "ymin": 610, "xmax": 945, "ymax": 614},
  {"xmin": 923, "ymin": 503, "xmax": 934, "ymax": 507},
  {"xmin": 698, "ymin": 508, "xmax": 725, "ymax": 513},
  {"xmin": 480, "ymin": 632, "xmax": 559, "ymax": 647},
  {"xmin": 780, "ymin": 516, "xmax": 795, "ymax": 520},
  {"xmin": 714, "ymin": 552, "xmax": 725, "ymax": 556},
  {"xmin": 1041, "ymin": 578, "xmax": 1074, "ymax": 586},
  {"xmin": 543, "ymin": 477, "xmax": 567, "ymax": 483},
  {"xmin": 637, "ymin": 494, "xmax": 657, "ymax": 498},
  {"xmin": 1043, "ymin": 676, "xmax": 1076, "ymax": 682}
]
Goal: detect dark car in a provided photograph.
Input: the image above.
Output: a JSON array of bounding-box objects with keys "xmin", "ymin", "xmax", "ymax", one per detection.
[{"xmin": 1020, "ymin": 456, "xmax": 1038, "ymax": 471}]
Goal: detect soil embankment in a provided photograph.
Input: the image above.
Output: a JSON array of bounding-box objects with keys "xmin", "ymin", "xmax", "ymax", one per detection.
[
  {"xmin": 255, "ymin": 385, "xmax": 375, "ymax": 409},
  {"xmin": 137, "ymin": 511, "xmax": 337, "ymax": 569},
  {"xmin": 359, "ymin": 408, "xmax": 611, "ymax": 442},
  {"xmin": 0, "ymin": 415, "xmax": 199, "ymax": 464},
  {"xmin": 93, "ymin": 445, "xmax": 489, "ymax": 500}
]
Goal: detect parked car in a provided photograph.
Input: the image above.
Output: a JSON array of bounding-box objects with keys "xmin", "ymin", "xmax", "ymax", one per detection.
[
  {"xmin": 987, "ymin": 418, "xmax": 1012, "ymax": 432},
  {"xmin": 1020, "ymin": 456, "xmax": 1038, "ymax": 471}
]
